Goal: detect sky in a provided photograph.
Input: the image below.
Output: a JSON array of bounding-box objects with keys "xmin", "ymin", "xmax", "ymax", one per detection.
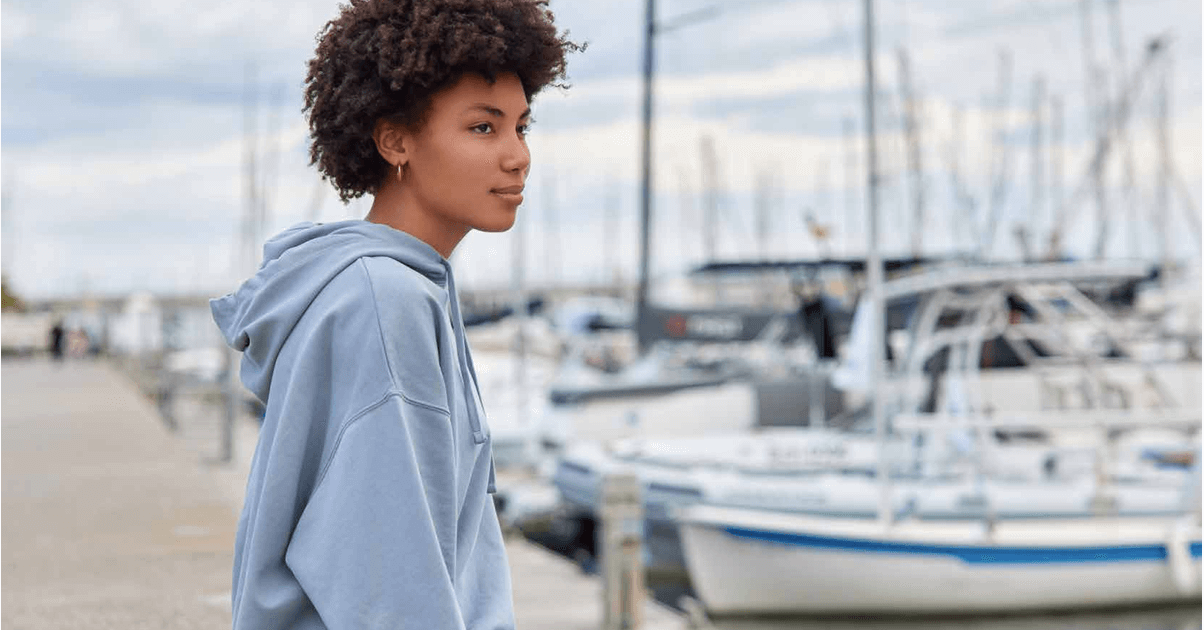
[{"xmin": 2, "ymin": 0, "xmax": 1201, "ymax": 300}]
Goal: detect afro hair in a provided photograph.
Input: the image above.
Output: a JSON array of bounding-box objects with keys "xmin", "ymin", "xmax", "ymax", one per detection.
[{"xmin": 303, "ymin": 0, "xmax": 581, "ymax": 202}]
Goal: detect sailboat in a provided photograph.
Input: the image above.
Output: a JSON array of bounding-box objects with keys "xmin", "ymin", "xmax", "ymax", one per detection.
[{"xmin": 675, "ymin": 262, "xmax": 1201, "ymax": 613}]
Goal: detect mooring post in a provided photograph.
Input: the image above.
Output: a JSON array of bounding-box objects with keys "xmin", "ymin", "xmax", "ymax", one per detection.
[
  {"xmin": 220, "ymin": 345, "xmax": 239, "ymax": 463},
  {"xmin": 810, "ymin": 367, "xmax": 826, "ymax": 429},
  {"xmin": 601, "ymin": 472, "xmax": 644, "ymax": 630},
  {"xmin": 157, "ymin": 370, "xmax": 178, "ymax": 433}
]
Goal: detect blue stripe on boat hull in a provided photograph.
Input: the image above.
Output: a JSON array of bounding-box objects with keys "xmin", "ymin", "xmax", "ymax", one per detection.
[{"xmin": 722, "ymin": 526, "xmax": 1204, "ymax": 565}]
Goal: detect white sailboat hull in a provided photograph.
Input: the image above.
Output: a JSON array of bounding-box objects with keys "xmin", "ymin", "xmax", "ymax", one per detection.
[{"xmin": 679, "ymin": 506, "xmax": 1202, "ymax": 615}]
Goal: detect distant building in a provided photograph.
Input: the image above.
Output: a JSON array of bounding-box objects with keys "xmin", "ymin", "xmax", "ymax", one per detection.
[{"xmin": 1, "ymin": 275, "xmax": 24, "ymax": 312}]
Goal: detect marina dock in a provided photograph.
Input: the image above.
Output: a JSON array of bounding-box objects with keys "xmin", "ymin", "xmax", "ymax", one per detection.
[
  {"xmin": 3, "ymin": 359, "xmax": 237, "ymax": 628},
  {"xmin": 1, "ymin": 359, "xmax": 687, "ymax": 629}
]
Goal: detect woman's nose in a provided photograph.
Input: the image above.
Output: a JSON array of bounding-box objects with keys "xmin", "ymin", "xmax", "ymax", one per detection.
[{"xmin": 500, "ymin": 134, "xmax": 530, "ymax": 174}]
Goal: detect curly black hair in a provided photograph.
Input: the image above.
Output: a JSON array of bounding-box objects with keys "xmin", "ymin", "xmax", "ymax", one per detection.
[{"xmin": 303, "ymin": 0, "xmax": 581, "ymax": 202}]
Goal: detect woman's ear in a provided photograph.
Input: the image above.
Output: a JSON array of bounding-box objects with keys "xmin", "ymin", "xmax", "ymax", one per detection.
[{"xmin": 373, "ymin": 119, "xmax": 409, "ymax": 170}]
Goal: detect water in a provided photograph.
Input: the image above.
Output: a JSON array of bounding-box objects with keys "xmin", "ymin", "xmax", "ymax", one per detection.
[
  {"xmin": 700, "ymin": 606, "xmax": 1201, "ymax": 630},
  {"xmin": 636, "ymin": 521, "xmax": 1202, "ymax": 628},
  {"xmin": 647, "ymin": 576, "xmax": 1201, "ymax": 629}
]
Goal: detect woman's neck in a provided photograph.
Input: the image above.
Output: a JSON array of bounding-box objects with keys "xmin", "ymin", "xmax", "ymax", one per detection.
[{"xmin": 366, "ymin": 179, "xmax": 467, "ymax": 259}]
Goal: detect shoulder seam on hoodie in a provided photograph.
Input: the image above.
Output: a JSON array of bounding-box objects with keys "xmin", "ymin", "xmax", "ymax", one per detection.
[
  {"xmin": 311, "ymin": 390, "xmax": 451, "ymax": 492},
  {"xmin": 357, "ymin": 257, "xmax": 449, "ymax": 415},
  {"xmin": 312, "ymin": 391, "xmax": 399, "ymax": 491},
  {"xmin": 357, "ymin": 258, "xmax": 399, "ymax": 387}
]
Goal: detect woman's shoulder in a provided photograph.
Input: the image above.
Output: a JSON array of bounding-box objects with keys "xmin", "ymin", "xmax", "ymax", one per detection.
[
  {"xmin": 354, "ymin": 255, "xmax": 447, "ymax": 319},
  {"xmin": 314, "ymin": 256, "xmax": 450, "ymax": 403},
  {"xmin": 299, "ymin": 255, "xmax": 448, "ymax": 350}
]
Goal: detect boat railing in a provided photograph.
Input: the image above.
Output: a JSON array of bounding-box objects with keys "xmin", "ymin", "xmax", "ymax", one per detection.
[
  {"xmin": 892, "ymin": 409, "xmax": 1201, "ymax": 432},
  {"xmin": 889, "ymin": 408, "xmax": 1201, "ymax": 533},
  {"xmin": 880, "ymin": 261, "xmax": 1153, "ymax": 301},
  {"xmin": 887, "ymin": 266, "xmax": 1195, "ymax": 422}
]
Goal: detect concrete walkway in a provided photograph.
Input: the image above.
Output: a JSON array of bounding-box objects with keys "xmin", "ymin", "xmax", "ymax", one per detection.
[
  {"xmin": 2, "ymin": 359, "xmax": 238, "ymax": 629},
  {"xmin": 3, "ymin": 359, "xmax": 687, "ymax": 630}
]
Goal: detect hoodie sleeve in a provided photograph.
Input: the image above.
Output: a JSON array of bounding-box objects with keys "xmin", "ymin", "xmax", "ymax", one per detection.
[{"xmin": 284, "ymin": 392, "xmax": 467, "ymax": 630}]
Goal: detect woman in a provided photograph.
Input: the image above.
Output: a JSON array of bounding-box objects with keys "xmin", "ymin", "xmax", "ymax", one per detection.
[{"xmin": 211, "ymin": 2, "xmax": 578, "ymax": 628}]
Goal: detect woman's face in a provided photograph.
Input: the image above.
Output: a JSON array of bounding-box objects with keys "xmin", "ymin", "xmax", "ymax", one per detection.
[{"xmin": 401, "ymin": 72, "xmax": 531, "ymax": 236}]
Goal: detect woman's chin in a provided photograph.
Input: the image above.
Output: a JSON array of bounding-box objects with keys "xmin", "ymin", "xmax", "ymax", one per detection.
[{"xmin": 473, "ymin": 213, "xmax": 518, "ymax": 233}]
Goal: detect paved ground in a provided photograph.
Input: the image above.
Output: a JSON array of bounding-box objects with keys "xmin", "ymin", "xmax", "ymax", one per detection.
[
  {"xmin": 2, "ymin": 358, "xmax": 687, "ymax": 630},
  {"xmin": 3, "ymin": 359, "xmax": 238, "ymax": 629}
]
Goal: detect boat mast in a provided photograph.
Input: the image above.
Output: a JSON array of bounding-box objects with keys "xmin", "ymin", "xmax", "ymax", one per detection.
[
  {"xmin": 843, "ymin": 117, "xmax": 856, "ymax": 258},
  {"xmin": 700, "ymin": 134, "xmax": 719, "ymax": 263},
  {"xmin": 896, "ymin": 47, "xmax": 924, "ymax": 259},
  {"xmin": 678, "ymin": 166, "xmax": 695, "ymax": 264},
  {"xmin": 604, "ymin": 170, "xmax": 620, "ymax": 291},
  {"xmin": 983, "ymin": 48, "xmax": 1014, "ymax": 260},
  {"xmin": 813, "ymin": 159, "xmax": 831, "ymax": 258},
  {"xmin": 1106, "ymin": 0, "xmax": 1140, "ymax": 259},
  {"xmin": 222, "ymin": 61, "xmax": 260, "ymax": 464},
  {"xmin": 259, "ymin": 82, "xmax": 286, "ymax": 246},
  {"xmin": 1017, "ymin": 75, "xmax": 1045, "ymax": 263},
  {"xmin": 2, "ymin": 172, "xmax": 15, "ymax": 280},
  {"xmin": 635, "ymin": 0, "xmax": 656, "ymax": 354},
  {"xmin": 862, "ymin": 0, "xmax": 889, "ymax": 527},
  {"xmin": 1049, "ymin": 95, "xmax": 1064, "ymax": 260},
  {"xmin": 1045, "ymin": 36, "xmax": 1166, "ymax": 261},
  {"xmin": 754, "ymin": 165, "xmax": 772, "ymax": 260},
  {"xmin": 1155, "ymin": 47, "xmax": 1171, "ymax": 275},
  {"xmin": 1081, "ymin": 0, "xmax": 1113, "ymax": 260},
  {"xmin": 946, "ymin": 105, "xmax": 974, "ymax": 253},
  {"xmin": 544, "ymin": 165, "xmax": 558, "ymax": 290},
  {"xmin": 634, "ymin": 0, "xmax": 720, "ymax": 353}
]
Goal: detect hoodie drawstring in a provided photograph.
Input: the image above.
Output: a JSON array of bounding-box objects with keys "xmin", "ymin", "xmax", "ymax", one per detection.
[{"xmin": 442, "ymin": 261, "xmax": 497, "ymax": 494}]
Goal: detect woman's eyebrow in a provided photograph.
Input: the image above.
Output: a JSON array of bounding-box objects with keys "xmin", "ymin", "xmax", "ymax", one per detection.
[{"xmin": 468, "ymin": 104, "xmax": 532, "ymax": 119}]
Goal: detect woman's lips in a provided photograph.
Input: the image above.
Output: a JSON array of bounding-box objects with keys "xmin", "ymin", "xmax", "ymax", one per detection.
[{"xmin": 491, "ymin": 186, "xmax": 524, "ymax": 205}]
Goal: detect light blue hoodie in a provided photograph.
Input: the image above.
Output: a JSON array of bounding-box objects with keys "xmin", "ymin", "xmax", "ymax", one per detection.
[{"xmin": 211, "ymin": 220, "xmax": 513, "ymax": 630}]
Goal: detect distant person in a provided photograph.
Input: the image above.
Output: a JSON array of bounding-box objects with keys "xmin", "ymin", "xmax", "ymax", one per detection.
[
  {"xmin": 49, "ymin": 321, "xmax": 65, "ymax": 361},
  {"xmin": 210, "ymin": 2, "xmax": 578, "ymax": 628},
  {"xmin": 798, "ymin": 292, "xmax": 837, "ymax": 360}
]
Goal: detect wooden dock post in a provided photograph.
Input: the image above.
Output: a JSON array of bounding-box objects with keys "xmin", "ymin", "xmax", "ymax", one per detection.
[{"xmin": 601, "ymin": 473, "xmax": 644, "ymax": 630}]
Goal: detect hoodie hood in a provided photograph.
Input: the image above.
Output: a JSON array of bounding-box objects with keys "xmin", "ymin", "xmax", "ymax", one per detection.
[{"xmin": 211, "ymin": 220, "xmax": 453, "ymax": 402}]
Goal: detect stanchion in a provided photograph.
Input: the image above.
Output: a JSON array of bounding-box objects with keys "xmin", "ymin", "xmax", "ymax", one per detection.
[
  {"xmin": 220, "ymin": 345, "xmax": 239, "ymax": 463},
  {"xmin": 600, "ymin": 473, "xmax": 644, "ymax": 630}
]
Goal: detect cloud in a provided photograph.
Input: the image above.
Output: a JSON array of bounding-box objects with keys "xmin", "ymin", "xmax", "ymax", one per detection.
[{"xmin": 3, "ymin": 0, "xmax": 329, "ymax": 77}]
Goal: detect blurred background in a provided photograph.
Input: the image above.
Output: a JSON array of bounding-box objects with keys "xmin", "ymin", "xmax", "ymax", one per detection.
[{"xmin": 2, "ymin": 0, "xmax": 1201, "ymax": 628}]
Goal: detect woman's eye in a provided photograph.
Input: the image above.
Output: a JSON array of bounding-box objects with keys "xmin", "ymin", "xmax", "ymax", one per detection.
[
  {"xmin": 472, "ymin": 123, "xmax": 493, "ymax": 134},
  {"xmin": 518, "ymin": 119, "xmax": 535, "ymax": 136}
]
